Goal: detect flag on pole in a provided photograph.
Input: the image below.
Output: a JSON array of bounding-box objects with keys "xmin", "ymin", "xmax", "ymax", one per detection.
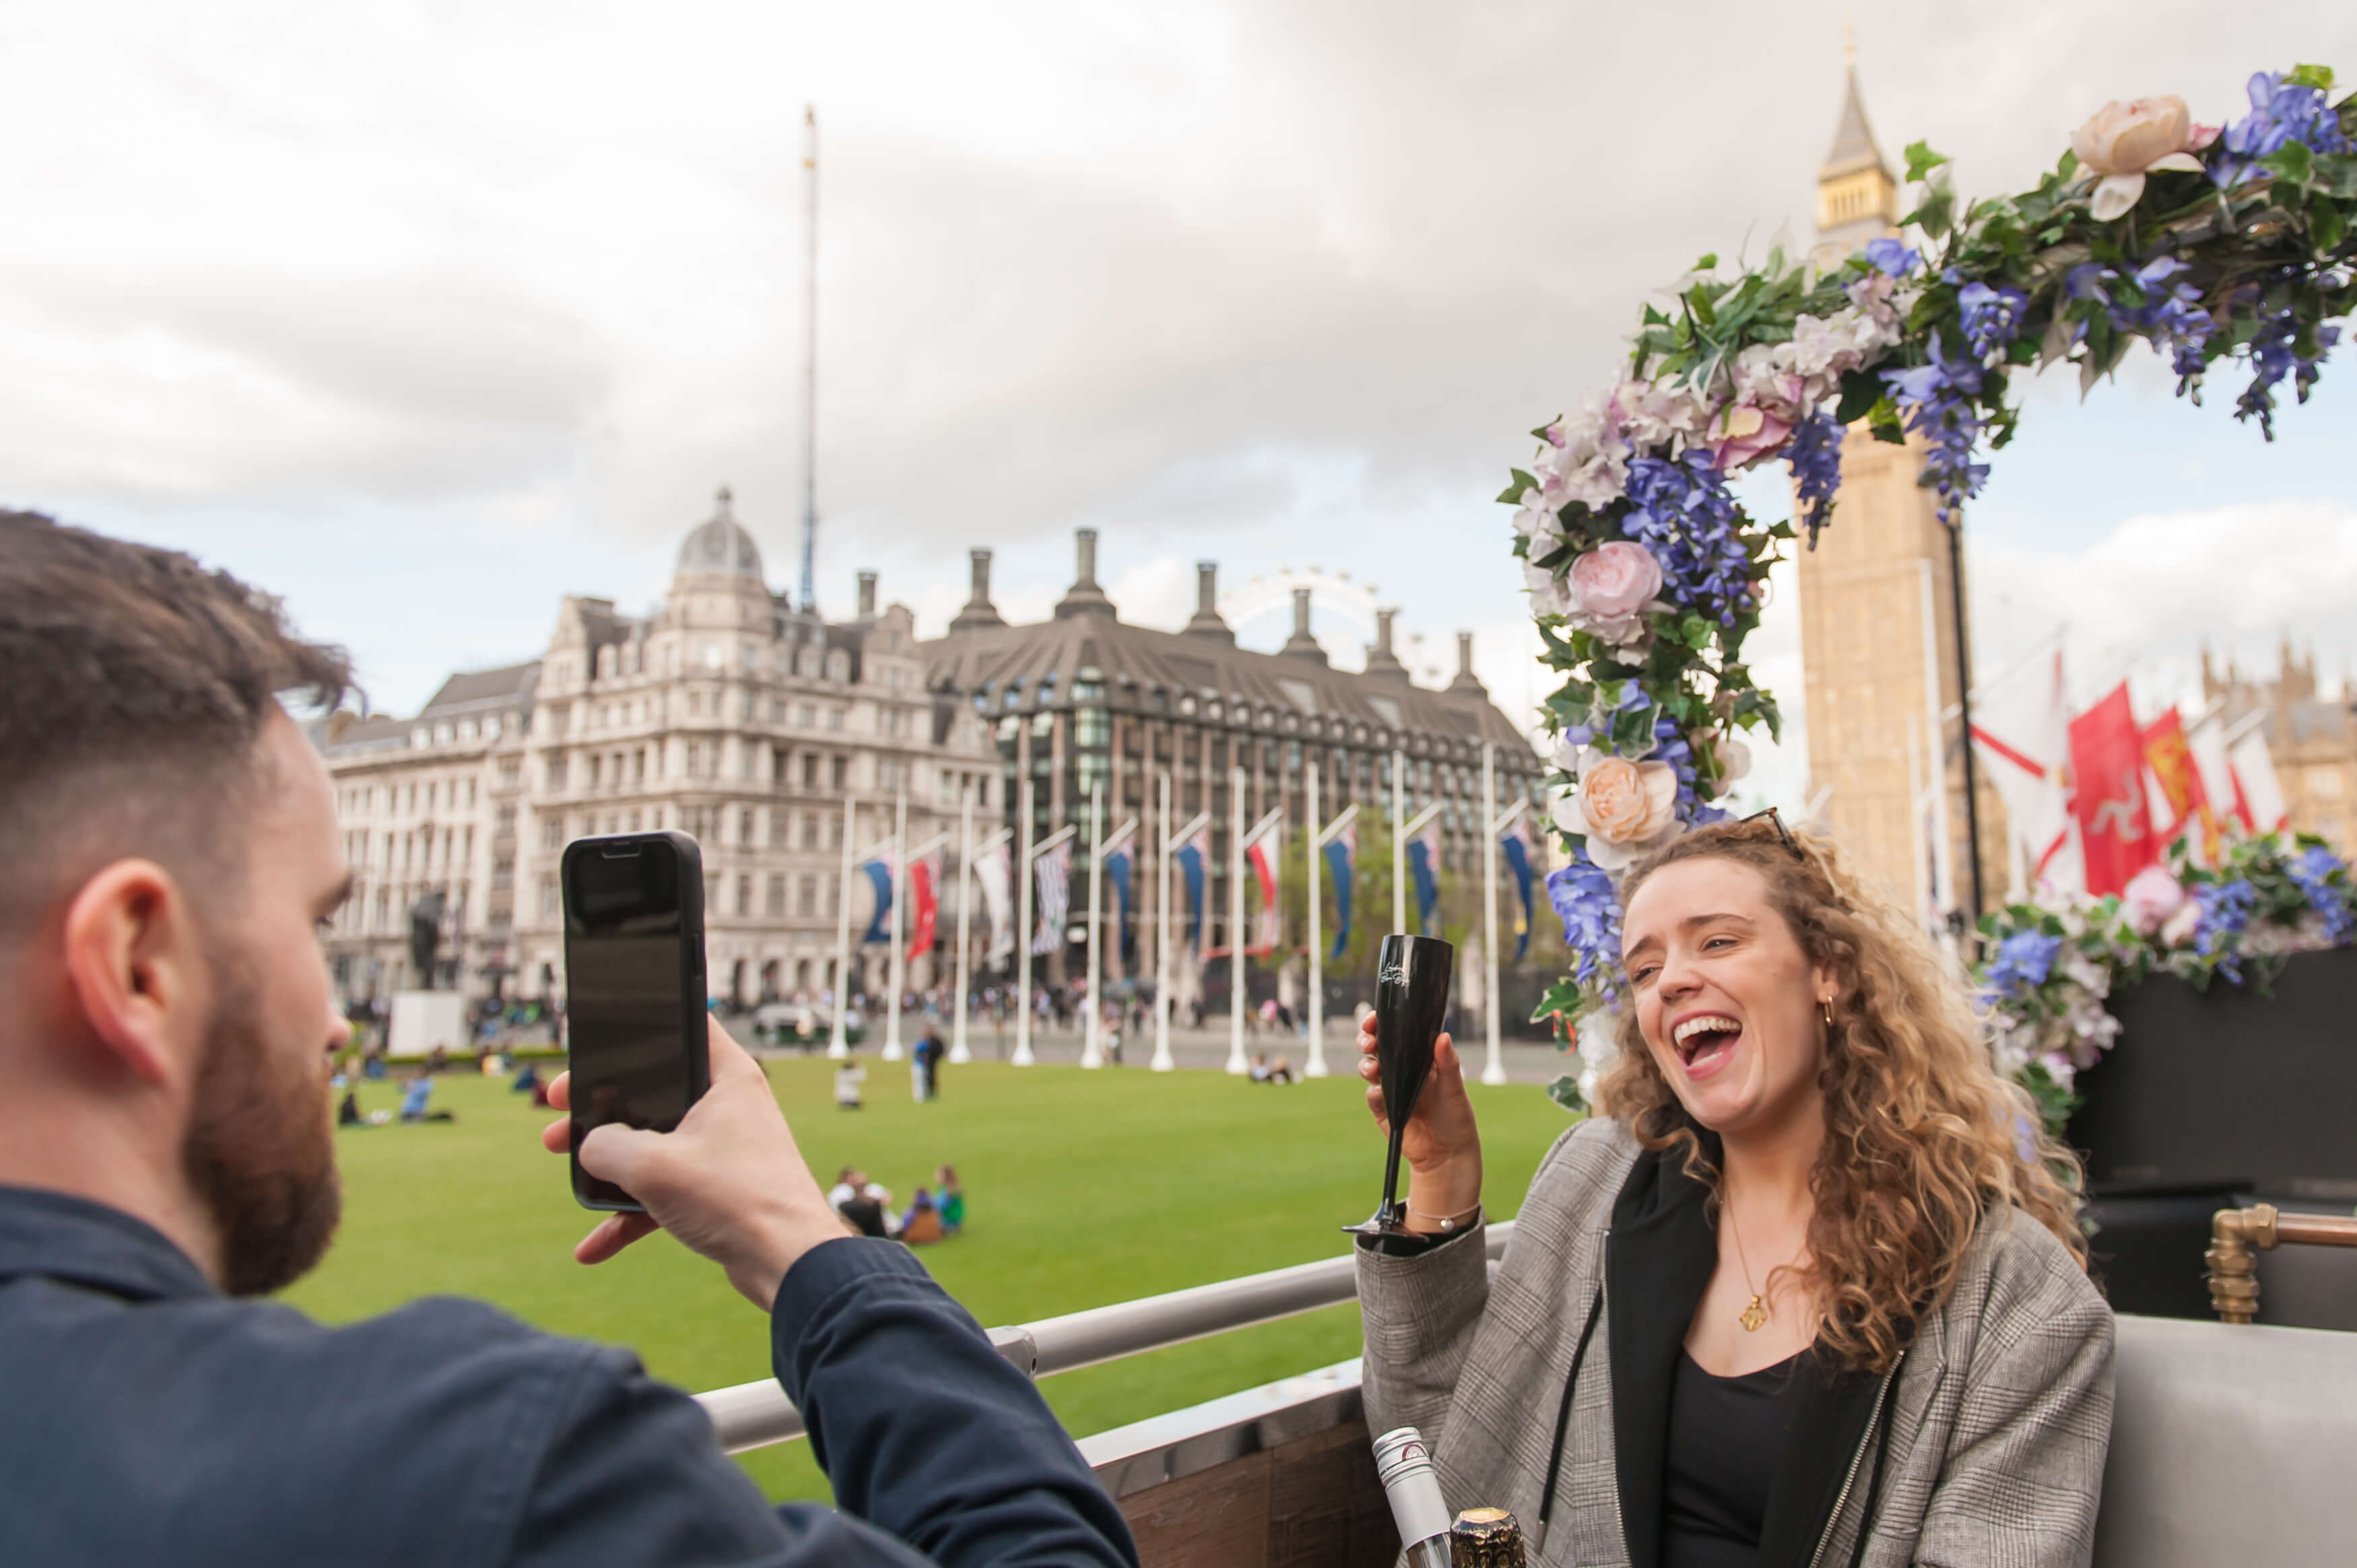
[
  {"xmin": 2066, "ymin": 683, "xmax": 2156, "ymax": 897},
  {"xmin": 1407, "ymin": 819, "xmax": 1442, "ymax": 936},
  {"xmin": 1104, "ymin": 843, "xmax": 1134, "ymax": 963},
  {"xmin": 978, "ymin": 843, "xmax": 1014, "ymax": 963},
  {"xmin": 1174, "ymin": 825, "xmax": 1209, "ymax": 947},
  {"xmin": 1245, "ymin": 823, "xmax": 1280, "ymax": 955},
  {"xmin": 2228, "ymin": 726, "xmax": 2289, "ymax": 832},
  {"xmin": 905, "ymin": 851, "xmax": 940, "ymax": 963},
  {"xmin": 1030, "ymin": 841, "xmax": 1070, "ymax": 955},
  {"xmin": 1323, "ymin": 823, "xmax": 1356, "ymax": 960},
  {"xmin": 1500, "ymin": 817, "xmax": 1534, "ymax": 961},
  {"xmin": 1970, "ymin": 647, "xmax": 2077, "ymax": 889},
  {"xmin": 2138, "ymin": 707, "xmax": 2212, "ymax": 851},
  {"xmin": 857, "ymin": 852, "xmax": 895, "ymax": 945}
]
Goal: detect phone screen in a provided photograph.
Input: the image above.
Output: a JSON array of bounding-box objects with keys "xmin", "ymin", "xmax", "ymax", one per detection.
[{"xmin": 562, "ymin": 833, "xmax": 706, "ymax": 1209}]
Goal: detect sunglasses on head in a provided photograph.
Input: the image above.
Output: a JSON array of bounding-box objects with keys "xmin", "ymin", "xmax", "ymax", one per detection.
[{"xmin": 1739, "ymin": 806, "xmax": 1806, "ymax": 862}]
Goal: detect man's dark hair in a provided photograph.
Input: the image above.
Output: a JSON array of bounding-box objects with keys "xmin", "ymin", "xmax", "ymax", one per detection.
[{"xmin": 0, "ymin": 510, "xmax": 353, "ymax": 934}]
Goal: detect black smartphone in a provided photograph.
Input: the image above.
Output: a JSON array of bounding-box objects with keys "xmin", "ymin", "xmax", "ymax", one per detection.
[{"xmin": 560, "ymin": 831, "xmax": 711, "ymax": 1211}]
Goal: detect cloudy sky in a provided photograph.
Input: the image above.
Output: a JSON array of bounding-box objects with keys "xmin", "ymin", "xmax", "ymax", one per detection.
[{"xmin": 5, "ymin": 1, "xmax": 2354, "ymax": 806}]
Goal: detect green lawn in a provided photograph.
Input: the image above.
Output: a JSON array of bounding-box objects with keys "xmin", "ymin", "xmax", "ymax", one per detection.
[{"xmin": 284, "ymin": 1057, "xmax": 1575, "ymax": 1502}]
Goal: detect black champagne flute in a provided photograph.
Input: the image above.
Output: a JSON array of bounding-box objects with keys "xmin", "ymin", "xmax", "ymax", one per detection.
[{"xmin": 1346, "ymin": 934, "xmax": 1455, "ymax": 1235}]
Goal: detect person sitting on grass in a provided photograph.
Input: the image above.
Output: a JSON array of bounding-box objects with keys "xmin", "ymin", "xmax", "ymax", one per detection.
[
  {"xmin": 834, "ymin": 1058, "xmax": 867, "ymax": 1110},
  {"xmin": 896, "ymin": 1189, "xmax": 943, "ymax": 1246},
  {"xmin": 935, "ymin": 1165, "xmax": 965, "ymax": 1236},
  {"xmin": 0, "ymin": 512, "xmax": 1135, "ymax": 1568}
]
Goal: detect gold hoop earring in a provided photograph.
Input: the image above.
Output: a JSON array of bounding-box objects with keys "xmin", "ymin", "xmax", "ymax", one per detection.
[{"xmin": 1820, "ymin": 997, "xmax": 1835, "ymax": 1028}]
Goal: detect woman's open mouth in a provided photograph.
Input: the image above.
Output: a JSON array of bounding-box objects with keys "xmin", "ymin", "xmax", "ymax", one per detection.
[{"xmin": 1671, "ymin": 1013, "xmax": 1743, "ymax": 1079}]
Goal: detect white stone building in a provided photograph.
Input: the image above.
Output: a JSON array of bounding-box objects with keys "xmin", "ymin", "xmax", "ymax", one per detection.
[{"xmin": 317, "ymin": 489, "xmax": 999, "ymax": 1009}]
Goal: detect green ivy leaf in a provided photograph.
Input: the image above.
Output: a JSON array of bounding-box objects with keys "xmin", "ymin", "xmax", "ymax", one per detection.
[
  {"xmin": 2264, "ymin": 140, "xmax": 2315, "ymax": 189},
  {"xmin": 1832, "ymin": 366, "xmax": 1884, "ymax": 425},
  {"xmin": 1903, "ymin": 140, "xmax": 1952, "ymax": 183},
  {"xmin": 1906, "ymin": 174, "xmax": 1956, "ymax": 241},
  {"xmin": 2287, "ymin": 63, "xmax": 2335, "ymax": 92},
  {"xmin": 1693, "ymin": 252, "xmax": 1718, "ymax": 272},
  {"xmin": 1867, "ymin": 397, "xmax": 1905, "ymax": 444}
]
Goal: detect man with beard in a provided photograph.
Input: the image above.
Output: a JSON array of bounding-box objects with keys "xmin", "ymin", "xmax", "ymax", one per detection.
[{"xmin": 0, "ymin": 512, "xmax": 1135, "ymax": 1568}]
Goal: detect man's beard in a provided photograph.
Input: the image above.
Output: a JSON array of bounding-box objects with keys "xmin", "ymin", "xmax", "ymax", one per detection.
[{"xmin": 180, "ymin": 954, "xmax": 342, "ymax": 1297}]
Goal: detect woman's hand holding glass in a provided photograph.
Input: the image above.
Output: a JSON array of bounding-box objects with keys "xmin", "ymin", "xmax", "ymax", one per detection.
[{"xmin": 1357, "ymin": 1013, "xmax": 1482, "ymax": 1233}]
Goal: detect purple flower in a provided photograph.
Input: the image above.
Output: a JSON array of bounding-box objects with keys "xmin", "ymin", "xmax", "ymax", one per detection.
[
  {"xmin": 1880, "ymin": 330, "xmax": 1991, "ymax": 524},
  {"xmin": 1620, "ymin": 450, "xmax": 1758, "ymax": 624},
  {"xmin": 1958, "ymin": 281, "xmax": 2030, "ymax": 362},
  {"xmin": 1983, "ymin": 930, "xmax": 2063, "ymax": 1000},
  {"xmin": 2237, "ymin": 308, "xmax": 2337, "ymax": 440},
  {"xmin": 1863, "ymin": 238, "xmax": 1921, "ymax": 277},
  {"xmin": 2065, "ymin": 263, "xmax": 2117, "ymax": 302},
  {"xmin": 2212, "ymin": 71, "xmax": 2352, "ymax": 189},
  {"xmin": 1785, "ymin": 411, "xmax": 1844, "ymax": 549},
  {"xmin": 2109, "ymin": 256, "xmax": 2216, "ymax": 397},
  {"xmin": 1546, "ymin": 853, "xmax": 1624, "ymax": 987},
  {"xmin": 2286, "ymin": 844, "xmax": 2356, "ymax": 945},
  {"xmin": 2193, "ymin": 878, "xmax": 2258, "ymax": 983}
]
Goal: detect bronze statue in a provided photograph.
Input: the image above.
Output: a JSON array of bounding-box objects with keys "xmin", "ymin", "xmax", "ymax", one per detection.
[{"xmin": 407, "ymin": 889, "xmax": 446, "ymax": 989}]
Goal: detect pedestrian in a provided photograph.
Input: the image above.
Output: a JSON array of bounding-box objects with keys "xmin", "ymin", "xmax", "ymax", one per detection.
[
  {"xmin": 834, "ymin": 1060, "xmax": 867, "ymax": 1111},
  {"xmin": 934, "ymin": 1166, "xmax": 966, "ymax": 1235}
]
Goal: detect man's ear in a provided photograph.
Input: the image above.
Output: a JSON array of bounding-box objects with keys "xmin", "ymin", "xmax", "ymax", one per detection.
[{"xmin": 61, "ymin": 860, "xmax": 205, "ymax": 1089}]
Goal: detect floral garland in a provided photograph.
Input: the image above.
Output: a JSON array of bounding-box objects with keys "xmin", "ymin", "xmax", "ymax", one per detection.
[
  {"xmin": 1977, "ymin": 831, "xmax": 2357, "ymax": 1133},
  {"xmin": 1518, "ymin": 67, "xmax": 2357, "ymax": 1056}
]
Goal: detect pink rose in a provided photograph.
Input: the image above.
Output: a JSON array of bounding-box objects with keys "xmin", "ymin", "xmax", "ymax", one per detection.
[
  {"xmin": 1566, "ymin": 541, "xmax": 1663, "ymax": 632},
  {"xmin": 2070, "ymin": 96, "xmax": 2210, "ymax": 221},
  {"xmin": 1555, "ymin": 755, "xmax": 1679, "ymax": 871},
  {"xmin": 1707, "ymin": 402, "xmax": 1792, "ymax": 471},
  {"xmin": 2122, "ymin": 864, "xmax": 2187, "ymax": 936}
]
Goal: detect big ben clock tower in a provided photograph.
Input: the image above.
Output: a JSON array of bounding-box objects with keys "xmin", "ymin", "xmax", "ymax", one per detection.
[{"xmin": 1794, "ymin": 38, "xmax": 2003, "ymax": 920}]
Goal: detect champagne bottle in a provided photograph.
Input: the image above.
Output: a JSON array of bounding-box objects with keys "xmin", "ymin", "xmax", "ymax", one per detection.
[
  {"xmin": 1370, "ymin": 1427, "xmax": 1454, "ymax": 1568},
  {"xmin": 1449, "ymin": 1506, "xmax": 1528, "ymax": 1568}
]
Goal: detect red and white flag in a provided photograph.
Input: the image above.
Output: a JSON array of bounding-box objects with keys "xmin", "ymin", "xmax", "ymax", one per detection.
[
  {"xmin": 2067, "ymin": 683, "xmax": 2157, "ymax": 897},
  {"xmin": 1244, "ymin": 822, "xmax": 1281, "ymax": 955},
  {"xmin": 905, "ymin": 851, "xmax": 941, "ymax": 963},
  {"xmin": 2227, "ymin": 726, "xmax": 2289, "ymax": 833},
  {"xmin": 1970, "ymin": 647, "xmax": 2076, "ymax": 891}
]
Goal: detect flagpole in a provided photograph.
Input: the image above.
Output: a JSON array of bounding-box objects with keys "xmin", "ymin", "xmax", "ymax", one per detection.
[
  {"xmin": 1014, "ymin": 777, "xmax": 1035, "ymax": 1068},
  {"xmin": 1391, "ymin": 747, "xmax": 1405, "ymax": 933},
  {"xmin": 1082, "ymin": 782, "xmax": 1105, "ymax": 1069},
  {"xmin": 1152, "ymin": 772, "xmax": 1174, "ymax": 1072},
  {"xmin": 829, "ymin": 794, "xmax": 854, "ymax": 1058},
  {"xmin": 1920, "ymin": 562, "xmax": 1958, "ymax": 942},
  {"xmin": 884, "ymin": 791, "xmax": 906, "ymax": 1061},
  {"xmin": 1226, "ymin": 765, "xmax": 1248, "ymax": 1075},
  {"xmin": 1480, "ymin": 742, "xmax": 1506, "ymax": 1087},
  {"xmin": 1306, "ymin": 761, "xmax": 1326, "ymax": 1078},
  {"xmin": 950, "ymin": 787, "xmax": 974, "ymax": 1066}
]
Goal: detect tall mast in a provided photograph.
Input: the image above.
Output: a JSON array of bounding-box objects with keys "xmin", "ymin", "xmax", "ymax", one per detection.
[{"xmin": 798, "ymin": 104, "xmax": 819, "ymax": 614}]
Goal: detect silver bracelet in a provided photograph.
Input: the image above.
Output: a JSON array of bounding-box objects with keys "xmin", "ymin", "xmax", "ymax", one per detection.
[{"xmin": 1407, "ymin": 1202, "xmax": 1482, "ymax": 1234}]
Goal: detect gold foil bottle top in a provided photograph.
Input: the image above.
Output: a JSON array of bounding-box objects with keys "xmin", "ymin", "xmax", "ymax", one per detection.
[{"xmin": 1449, "ymin": 1506, "xmax": 1527, "ymax": 1568}]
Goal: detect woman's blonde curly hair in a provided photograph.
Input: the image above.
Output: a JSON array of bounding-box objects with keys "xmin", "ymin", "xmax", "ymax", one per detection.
[{"xmin": 1595, "ymin": 815, "xmax": 2086, "ymax": 1373}]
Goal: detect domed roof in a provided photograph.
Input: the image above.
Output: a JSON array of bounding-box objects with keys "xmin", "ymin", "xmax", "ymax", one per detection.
[{"xmin": 674, "ymin": 487, "xmax": 765, "ymax": 582}]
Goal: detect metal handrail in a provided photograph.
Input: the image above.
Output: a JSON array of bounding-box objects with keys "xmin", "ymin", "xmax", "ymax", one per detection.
[
  {"xmin": 696, "ymin": 1220, "xmax": 1517, "ymax": 1454},
  {"xmin": 2205, "ymin": 1202, "xmax": 2357, "ymax": 1323}
]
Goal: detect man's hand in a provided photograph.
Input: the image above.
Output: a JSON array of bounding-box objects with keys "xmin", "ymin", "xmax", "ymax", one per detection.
[{"xmin": 541, "ymin": 1019, "xmax": 846, "ymax": 1311}]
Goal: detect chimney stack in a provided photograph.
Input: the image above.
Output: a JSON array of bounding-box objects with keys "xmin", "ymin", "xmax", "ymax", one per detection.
[
  {"xmin": 949, "ymin": 547, "xmax": 1006, "ymax": 632},
  {"xmin": 1364, "ymin": 606, "xmax": 1409, "ymax": 681},
  {"xmin": 856, "ymin": 570, "xmax": 877, "ymax": 619},
  {"xmin": 1053, "ymin": 527, "xmax": 1117, "ymax": 620},
  {"xmin": 1184, "ymin": 559, "xmax": 1234, "ymax": 643},
  {"xmin": 1448, "ymin": 629, "xmax": 1487, "ymax": 695},
  {"xmin": 1281, "ymin": 586, "xmax": 1327, "ymax": 664}
]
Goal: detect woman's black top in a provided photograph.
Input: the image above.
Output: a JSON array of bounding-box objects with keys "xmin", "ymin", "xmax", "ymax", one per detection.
[{"xmin": 1662, "ymin": 1347, "xmax": 1805, "ymax": 1568}]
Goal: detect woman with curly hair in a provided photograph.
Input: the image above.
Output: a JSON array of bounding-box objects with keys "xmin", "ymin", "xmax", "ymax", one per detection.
[{"xmin": 1354, "ymin": 813, "xmax": 2111, "ymax": 1568}]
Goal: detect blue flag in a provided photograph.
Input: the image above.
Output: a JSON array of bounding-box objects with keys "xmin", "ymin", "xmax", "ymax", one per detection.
[
  {"xmin": 1323, "ymin": 824, "xmax": 1356, "ymax": 960},
  {"xmin": 858, "ymin": 858, "xmax": 892, "ymax": 944},
  {"xmin": 1174, "ymin": 827, "xmax": 1208, "ymax": 947},
  {"xmin": 1406, "ymin": 820, "xmax": 1441, "ymax": 938},
  {"xmin": 1106, "ymin": 846, "xmax": 1134, "ymax": 962},
  {"xmin": 1500, "ymin": 821, "xmax": 1534, "ymax": 961}
]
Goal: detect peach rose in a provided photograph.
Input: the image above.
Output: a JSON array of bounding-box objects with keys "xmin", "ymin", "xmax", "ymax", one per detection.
[
  {"xmin": 1553, "ymin": 755, "xmax": 1678, "ymax": 871},
  {"xmin": 2070, "ymin": 96, "xmax": 2212, "ymax": 221}
]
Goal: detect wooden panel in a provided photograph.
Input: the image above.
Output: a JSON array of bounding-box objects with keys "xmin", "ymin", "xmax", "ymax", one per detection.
[
  {"xmin": 1119, "ymin": 1417, "xmax": 1397, "ymax": 1568},
  {"xmin": 1123, "ymin": 1449, "xmax": 1271, "ymax": 1568}
]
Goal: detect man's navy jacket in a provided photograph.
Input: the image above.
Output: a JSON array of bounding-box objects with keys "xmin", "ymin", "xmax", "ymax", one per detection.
[{"xmin": 0, "ymin": 1186, "xmax": 1138, "ymax": 1566}]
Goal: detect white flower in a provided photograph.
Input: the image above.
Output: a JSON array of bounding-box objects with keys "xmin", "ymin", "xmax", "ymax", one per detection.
[
  {"xmin": 1523, "ymin": 558, "xmax": 1572, "ymax": 619},
  {"xmin": 1573, "ymin": 1007, "xmax": 1620, "ymax": 1109},
  {"xmin": 1532, "ymin": 397, "xmax": 1630, "ymax": 510},
  {"xmin": 1610, "ymin": 376, "xmax": 1712, "ymax": 453},
  {"xmin": 1731, "ymin": 342, "xmax": 1810, "ymax": 421},
  {"xmin": 1512, "ymin": 487, "xmax": 1565, "ymax": 550}
]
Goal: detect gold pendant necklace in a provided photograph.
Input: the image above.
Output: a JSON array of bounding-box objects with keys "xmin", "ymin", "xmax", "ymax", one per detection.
[{"xmin": 1729, "ymin": 1200, "xmax": 1768, "ymax": 1333}]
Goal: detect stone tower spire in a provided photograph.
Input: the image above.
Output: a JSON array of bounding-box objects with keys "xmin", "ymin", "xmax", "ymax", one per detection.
[{"xmin": 1815, "ymin": 31, "xmax": 1898, "ymax": 262}]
